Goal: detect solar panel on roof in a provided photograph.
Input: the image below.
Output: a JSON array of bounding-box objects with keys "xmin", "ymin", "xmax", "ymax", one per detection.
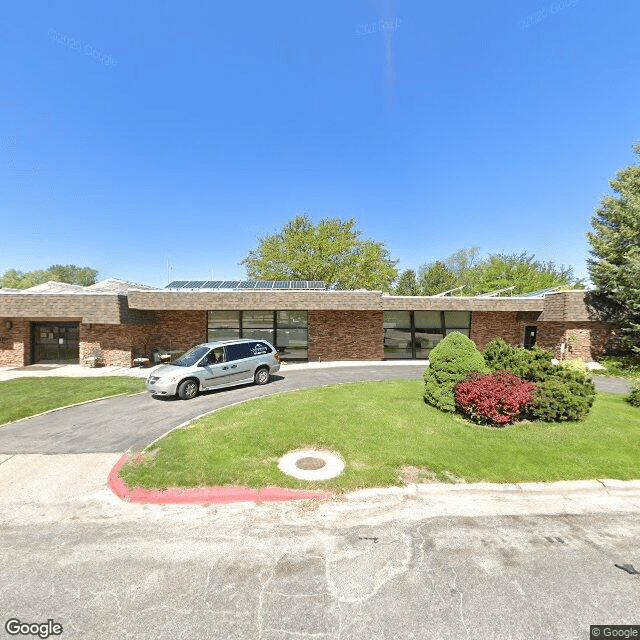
[
  {"xmin": 167, "ymin": 279, "xmax": 326, "ymax": 290},
  {"xmin": 518, "ymin": 287, "xmax": 560, "ymax": 298},
  {"xmin": 166, "ymin": 281, "xmax": 188, "ymax": 289}
]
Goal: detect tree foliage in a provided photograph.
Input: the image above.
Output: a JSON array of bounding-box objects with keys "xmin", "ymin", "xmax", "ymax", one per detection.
[
  {"xmin": 241, "ymin": 215, "xmax": 398, "ymax": 290},
  {"xmin": 473, "ymin": 252, "xmax": 579, "ymax": 296},
  {"xmin": 417, "ymin": 261, "xmax": 457, "ymax": 295},
  {"xmin": 393, "ymin": 269, "xmax": 420, "ymax": 295},
  {"xmin": 587, "ymin": 142, "xmax": 640, "ymax": 354},
  {"xmin": 423, "ymin": 332, "xmax": 488, "ymax": 412},
  {"xmin": 399, "ymin": 247, "xmax": 581, "ymax": 296},
  {"xmin": 0, "ymin": 265, "xmax": 98, "ymax": 289}
]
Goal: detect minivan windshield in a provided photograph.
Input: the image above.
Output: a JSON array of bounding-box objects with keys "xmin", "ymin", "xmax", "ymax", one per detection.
[{"xmin": 171, "ymin": 345, "xmax": 210, "ymax": 367}]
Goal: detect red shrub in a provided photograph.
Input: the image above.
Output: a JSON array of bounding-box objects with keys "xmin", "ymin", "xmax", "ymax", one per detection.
[{"xmin": 454, "ymin": 370, "xmax": 537, "ymax": 425}]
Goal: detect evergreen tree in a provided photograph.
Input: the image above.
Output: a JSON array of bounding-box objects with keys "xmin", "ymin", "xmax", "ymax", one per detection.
[
  {"xmin": 587, "ymin": 142, "xmax": 640, "ymax": 354},
  {"xmin": 393, "ymin": 269, "xmax": 420, "ymax": 295}
]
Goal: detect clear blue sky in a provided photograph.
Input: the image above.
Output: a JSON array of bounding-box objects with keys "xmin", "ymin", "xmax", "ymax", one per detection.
[{"xmin": 1, "ymin": 1, "xmax": 638, "ymax": 289}]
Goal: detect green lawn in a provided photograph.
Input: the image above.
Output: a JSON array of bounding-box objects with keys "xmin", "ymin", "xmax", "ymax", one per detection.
[
  {"xmin": 120, "ymin": 379, "xmax": 640, "ymax": 492},
  {"xmin": 0, "ymin": 377, "xmax": 146, "ymax": 425}
]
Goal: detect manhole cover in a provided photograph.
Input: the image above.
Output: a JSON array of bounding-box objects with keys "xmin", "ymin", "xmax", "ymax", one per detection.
[
  {"xmin": 295, "ymin": 457, "xmax": 326, "ymax": 470},
  {"xmin": 278, "ymin": 449, "xmax": 345, "ymax": 480}
]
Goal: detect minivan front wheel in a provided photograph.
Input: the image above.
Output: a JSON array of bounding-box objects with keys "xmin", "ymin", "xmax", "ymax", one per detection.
[
  {"xmin": 177, "ymin": 379, "xmax": 199, "ymax": 400},
  {"xmin": 254, "ymin": 367, "xmax": 270, "ymax": 385}
]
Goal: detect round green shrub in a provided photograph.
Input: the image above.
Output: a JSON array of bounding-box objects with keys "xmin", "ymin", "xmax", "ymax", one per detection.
[
  {"xmin": 424, "ymin": 332, "xmax": 488, "ymax": 412},
  {"xmin": 483, "ymin": 337, "xmax": 554, "ymax": 381},
  {"xmin": 627, "ymin": 383, "xmax": 640, "ymax": 408},
  {"xmin": 528, "ymin": 370, "xmax": 596, "ymax": 421}
]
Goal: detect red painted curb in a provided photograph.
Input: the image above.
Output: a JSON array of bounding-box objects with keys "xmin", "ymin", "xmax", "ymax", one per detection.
[{"xmin": 107, "ymin": 453, "xmax": 334, "ymax": 505}]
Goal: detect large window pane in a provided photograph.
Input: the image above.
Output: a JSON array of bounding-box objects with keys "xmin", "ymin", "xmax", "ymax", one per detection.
[
  {"xmin": 207, "ymin": 328, "xmax": 240, "ymax": 342},
  {"xmin": 414, "ymin": 311, "xmax": 442, "ymax": 330},
  {"xmin": 242, "ymin": 310, "xmax": 274, "ymax": 328},
  {"xmin": 276, "ymin": 328, "xmax": 307, "ymax": 348},
  {"xmin": 384, "ymin": 328, "xmax": 412, "ymax": 359},
  {"xmin": 444, "ymin": 311, "xmax": 470, "ymax": 329},
  {"xmin": 279, "ymin": 346, "xmax": 308, "ymax": 359},
  {"xmin": 414, "ymin": 331, "xmax": 443, "ymax": 359},
  {"xmin": 207, "ymin": 311, "xmax": 240, "ymax": 328},
  {"xmin": 383, "ymin": 311, "xmax": 411, "ymax": 329},
  {"xmin": 277, "ymin": 310, "xmax": 307, "ymax": 327},
  {"xmin": 242, "ymin": 328, "xmax": 275, "ymax": 344}
]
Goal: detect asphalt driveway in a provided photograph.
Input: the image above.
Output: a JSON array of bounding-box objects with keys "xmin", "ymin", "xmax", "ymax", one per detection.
[{"xmin": 0, "ymin": 365, "xmax": 427, "ymax": 454}]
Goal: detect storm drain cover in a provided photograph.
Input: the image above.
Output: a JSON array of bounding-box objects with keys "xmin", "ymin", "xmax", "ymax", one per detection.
[
  {"xmin": 278, "ymin": 449, "xmax": 345, "ymax": 481},
  {"xmin": 296, "ymin": 457, "xmax": 326, "ymax": 470}
]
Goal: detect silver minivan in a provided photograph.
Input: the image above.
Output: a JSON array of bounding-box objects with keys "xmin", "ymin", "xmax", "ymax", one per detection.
[{"xmin": 145, "ymin": 339, "xmax": 281, "ymax": 400}]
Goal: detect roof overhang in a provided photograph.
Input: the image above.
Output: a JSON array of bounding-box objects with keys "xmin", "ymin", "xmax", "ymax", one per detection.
[
  {"xmin": 127, "ymin": 290, "xmax": 384, "ymax": 311},
  {"xmin": 0, "ymin": 293, "xmax": 124, "ymax": 324}
]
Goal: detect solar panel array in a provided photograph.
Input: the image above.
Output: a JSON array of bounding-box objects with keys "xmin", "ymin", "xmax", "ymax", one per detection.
[
  {"xmin": 517, "ymin": 287, "xmax": 560, "ymax": 298},
  {"xmin": 166, "ymin": 280, "xmax": 326, "ymax": 291}
]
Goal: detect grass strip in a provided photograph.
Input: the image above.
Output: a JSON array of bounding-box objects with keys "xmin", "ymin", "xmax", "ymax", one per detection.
[
  {"xmin": 0, "ymin": 376, "xmax": 146, "ymax": 425},
  {"xmin": 120, "ymin": 379, "xmax": 640, "ymax": 492}
]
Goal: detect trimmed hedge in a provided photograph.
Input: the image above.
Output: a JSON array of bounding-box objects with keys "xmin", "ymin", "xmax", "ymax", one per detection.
[
  {"xmin": 528, "ymin": 370, "xmax": 596, "ymax": 421},
  {"xmin": 455, "ymin": 370, "xmax": 537, "ymax": 426},
  {"xmin": 627, "ymin": 383, "xmax": 640, "ymax": 408},
  {"xmin": 483, "ymin": 337, "xmax": 554, "ymax": 381},
  {"xmin": 423, "ymin": 332, "xmax": 488, "ymax": 412},
  {"xmin": 483, "ymin": 337, "xmax": 596, "ymax": 422}
]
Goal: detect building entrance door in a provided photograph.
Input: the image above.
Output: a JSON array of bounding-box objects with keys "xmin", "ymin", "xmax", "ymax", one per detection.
[
  {"xmin": 524, "ymin": 325, "xmax": 538, "ymax": 349},
  {"xmin": 31, "ymin": 323, "xmax": 80, "ymax": 364}
]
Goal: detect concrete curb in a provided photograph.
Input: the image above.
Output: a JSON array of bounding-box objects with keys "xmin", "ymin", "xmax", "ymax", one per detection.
[
  {"xmin": 108, "ymin": 447, "xmax": 640, "ymax": 506},
  {"xmin": 108, "ymin": 453, "xmax": 334, "ymax": 505}
]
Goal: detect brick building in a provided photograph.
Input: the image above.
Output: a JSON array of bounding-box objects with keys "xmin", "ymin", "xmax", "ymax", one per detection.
[{"xmin": 0, "ymin": 279, "xmax": 616, "ymax": 367}]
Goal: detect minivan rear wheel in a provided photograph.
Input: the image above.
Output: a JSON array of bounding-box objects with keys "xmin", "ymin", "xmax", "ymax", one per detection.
[
  {"xmin": 177, "ymin": 379, "xmax": 199, "ymax": 400},
  {"xmin": 254, "ymin": 367, "xmax": 270, "ymax": 385}
]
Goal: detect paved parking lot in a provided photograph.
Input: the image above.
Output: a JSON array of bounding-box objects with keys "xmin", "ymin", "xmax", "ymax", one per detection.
[{"xmin": 0, "ymin": 364, "xmax": 427, "ymax": 454}]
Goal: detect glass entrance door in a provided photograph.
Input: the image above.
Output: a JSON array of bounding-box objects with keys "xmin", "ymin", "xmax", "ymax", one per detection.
[{"xmin": 32, "ymin": 323, "xmax": 80, "ymax": 364}]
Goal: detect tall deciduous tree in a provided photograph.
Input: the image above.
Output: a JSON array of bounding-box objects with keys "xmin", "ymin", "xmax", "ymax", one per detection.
[
  {"xmin": 409, "ymin": 248, "xmax": 581, "ymax": 296},
  {"xmin": 241, "ymin": 215, "xmax": 398, "ymax": 290},
  {"xmin": 0, "ymin": 265, "xmax": 98, "ymax": 288},
  {"xmin": 474, "ymin": 252, "xmax": 580, "ymax": 296},
  {"xmin": 587, "ymin": 142, "xmax": 640, "ymax": 354}
]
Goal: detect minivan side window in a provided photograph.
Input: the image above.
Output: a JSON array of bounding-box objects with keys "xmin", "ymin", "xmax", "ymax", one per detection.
[
  {"xmin": 249, "ymin": 341, "xmax": 272, "ymax": 356},
  {"xmin": 225, "ymin": 343, "xmax": 254, "ymax": 362}
]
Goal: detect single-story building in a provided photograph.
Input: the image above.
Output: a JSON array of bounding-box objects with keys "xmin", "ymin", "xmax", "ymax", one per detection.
[{"xmin": 0, "ymin": 278, "xmax": 616, "ymax": 367}]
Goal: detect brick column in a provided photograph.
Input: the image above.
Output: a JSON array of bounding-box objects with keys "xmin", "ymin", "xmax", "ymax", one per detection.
[{"xmin": 308, "ymin": 310, "xmax": 384, "ymax": 361}]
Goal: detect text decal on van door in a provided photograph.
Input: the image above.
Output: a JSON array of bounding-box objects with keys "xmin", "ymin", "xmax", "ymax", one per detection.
[{"xmin": 251, "ymin": 343, "xmax": 268, "ymax": 355}]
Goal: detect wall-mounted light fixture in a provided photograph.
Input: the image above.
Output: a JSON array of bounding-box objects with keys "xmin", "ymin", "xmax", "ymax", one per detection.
[{"xmin": 5, "ymin": 320, "xmax": 12, "ymax": 330}]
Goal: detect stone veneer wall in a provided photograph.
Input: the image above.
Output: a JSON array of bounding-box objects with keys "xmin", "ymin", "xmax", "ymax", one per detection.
[
  {"xmin": 470, "ymin": 312, "xmax": 520, "ymax": 351},
  {"xmin": 0, "ymin": 318, "xmax": 31, "ymax": 366},
  {"xmin": 308, "ymin": 310, "xmax": 384, "ymax": 361},
  {"xmin": 520, "ymin": 321, "xmax": 616, "ymax": 361},
  {"xmin": 470, "ymin": 311, "xmax": 616, "ymax": 360},
  {"xmin": 79, "ymin": 311, "xmax": 207, "ymax": 366}
]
